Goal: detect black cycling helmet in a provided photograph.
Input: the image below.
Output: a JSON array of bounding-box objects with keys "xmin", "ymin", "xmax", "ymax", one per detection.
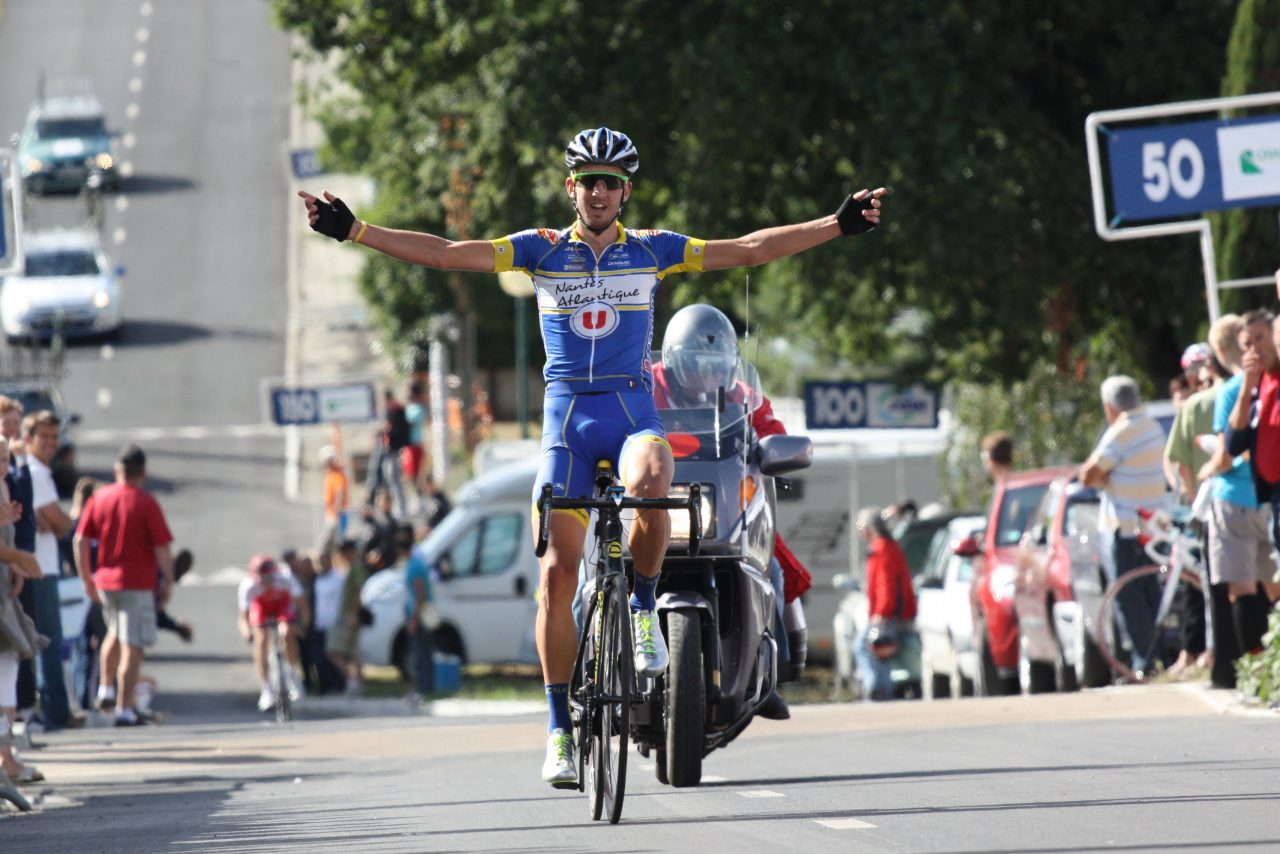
[
  {"xmin": 662, "ymin": 304, "xmax": 739, "ymax": 401},
  {"xmin": 564, "ymin": 127, "xmax": 640, "ymax": 174}
]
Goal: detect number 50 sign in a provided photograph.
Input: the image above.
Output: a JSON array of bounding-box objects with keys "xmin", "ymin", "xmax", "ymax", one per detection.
[{"xmin": 1107, "ymin": 114, "xmax": 1280, "ymax": 223}]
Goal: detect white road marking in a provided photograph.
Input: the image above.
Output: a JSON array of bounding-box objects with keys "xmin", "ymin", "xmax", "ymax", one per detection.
[
  {"xmin": 129, "ymin": 77, "xmax": 143, "ymax": 94},
  {"xmin": 132, "ymin": 50, "xmax": 147, "ymax": 67},
  {"xmin": 126, "ymin": 103, "xmax": 140, "ymax": 120},
  {"xmin": 815, "ymin": 818, "xmax": 877, "ymax": 830},
  {"xmin": 96, "ymin": 388, "xmax": 112, "ymax": 408},
  {"xmin": 701, "ymin": 775, "xmax": 728, "ymax": 783},
  {"xmin": 79, "ymin": 423, "xmax": 280, "ymax": 444},
  {"xmin": 140, "ymin": 1, "xmax": 153, "ymax": 16},
  {"xmin": 123, "ymin": 132, "xmax": 137, "ymax": 150},
  {"xmin": 100, "ymin": 344, "xmax": 115, "ymax": 361},
  {"xmin": 181, "ymin": 566, "xmax": 246, "ymax": 587},
  {"xmin": 112, "ymin": 227, "xmax": 127, "ymax": 245},
  {"xmin": 136, "ymin": 27, "xmax": 150, "ymax": 42},
  {"xmin": 120, "ymin": 161, "xmax": 135, "ymax": 177},
  {"xmin": 738, "ymin": 790, "xmax": 784, "ymax": 799},
  {"xmin": 115, "ymin": 196, "xmax": 129, "ymax": 213}
]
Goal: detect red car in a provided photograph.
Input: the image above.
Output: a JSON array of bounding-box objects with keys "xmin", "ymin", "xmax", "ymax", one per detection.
[
  {"xmin": 1014, "ymin": 476, "xmax": 1112, "ymax": 692},
  {"xmin": 973, "ymin": 466, "xmax": 1071, "ymax": 695}
]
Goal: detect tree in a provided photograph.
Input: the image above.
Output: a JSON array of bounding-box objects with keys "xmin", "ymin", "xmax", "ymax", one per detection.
[
  {"xmin": 274, "ymin": 1, "xmax": 1238, "ymax": 388},
  {"xmin": 1214, "ymin": 0, "xmax": 1280, "ymax": 316}
]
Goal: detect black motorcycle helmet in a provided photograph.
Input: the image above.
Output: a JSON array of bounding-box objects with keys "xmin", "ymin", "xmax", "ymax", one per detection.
[{"xmin": 661, "ymin": 304, "xmax": 739, "ymax": 404}]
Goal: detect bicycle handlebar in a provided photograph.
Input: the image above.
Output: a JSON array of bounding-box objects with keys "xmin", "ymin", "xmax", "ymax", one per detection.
[{"xmin": 534, "ymin": 482, "xmax": 702, "ymax": 559}]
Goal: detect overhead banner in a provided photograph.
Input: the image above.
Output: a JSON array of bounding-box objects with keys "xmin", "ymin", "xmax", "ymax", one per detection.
[{"xmin": 1106, "ymin": 113, "xmax": 1280, "ymax": 223}]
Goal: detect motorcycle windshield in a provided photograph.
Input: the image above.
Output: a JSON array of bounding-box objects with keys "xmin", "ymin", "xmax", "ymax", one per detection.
[{"xmin": 653, "ymin": 353, "xmax": 763, "ymax": 462}]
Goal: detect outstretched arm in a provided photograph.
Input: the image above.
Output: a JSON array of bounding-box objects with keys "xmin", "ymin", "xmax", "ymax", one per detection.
[
  {"xmin": 701, "ymin": 188, "xmax": 885, "ymax": 271},
  {"xmin": 298, "ymin": 190, "xmax": 495, "ymax": 272}
]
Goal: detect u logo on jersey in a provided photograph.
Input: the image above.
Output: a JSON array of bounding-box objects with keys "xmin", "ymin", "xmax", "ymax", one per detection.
[{"xmin": 570, "ymin": 302, "xmax": 619, "ymax": 339}]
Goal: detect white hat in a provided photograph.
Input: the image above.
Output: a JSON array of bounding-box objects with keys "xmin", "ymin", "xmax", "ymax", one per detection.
[{"xmin": 318, "ymin": 444, "xmax": 336, "ymax": 463}]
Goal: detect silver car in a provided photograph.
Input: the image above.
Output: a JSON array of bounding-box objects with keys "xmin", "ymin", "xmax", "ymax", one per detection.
[{"xmin": 1, "ymin": 229, "xmax": 124, "ymax": 340}]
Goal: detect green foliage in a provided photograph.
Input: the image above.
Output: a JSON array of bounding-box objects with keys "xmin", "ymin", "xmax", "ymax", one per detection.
[
  {"xmin": 1213, "ymin": 0, "xmax": 1280, "ymax": 316},
  {"xmin": 1236, "ymin": 608, "xmax": 1280, "ymax": 706},
  {"xmin": 273, "ymin": 1, "xmax": 1239, "ymax": 386}
]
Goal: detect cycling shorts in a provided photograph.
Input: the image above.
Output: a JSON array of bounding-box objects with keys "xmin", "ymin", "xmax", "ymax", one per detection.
[
  {"xmin": 249, "ymin": 588, "xmax": 297, "ymax": 628},
  {"xmin": 535, "ymin": 389, "xmax": 669, "ymax": 524}
]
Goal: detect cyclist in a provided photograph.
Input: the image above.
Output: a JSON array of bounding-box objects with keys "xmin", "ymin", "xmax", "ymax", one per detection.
[
  {"xmin": 300, "ymin": 126, "xmax": 885, "ymax": 787},
  {"xmin": 652, "ymin": 304, "xmax": 811, "ymax": 720},
  {"xmin": 237, "ymin": 554, "xmax": 308, "ymax": 712}
]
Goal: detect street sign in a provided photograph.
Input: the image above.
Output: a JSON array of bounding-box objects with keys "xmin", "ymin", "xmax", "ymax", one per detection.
[
  {"xmin": 267, "ymin": 380, "xmax": 378, "ymax": 426},
  {"xmin": 289, "ymin": 147, "xmax": 324, "ymax": 181},
  {"xmin": 804, "ymin": 381, "xmax": 939, "ymax": 430},
  {"xmin": 1107, "ymin": 114, "xmax": 1280, "ymax": 223}
]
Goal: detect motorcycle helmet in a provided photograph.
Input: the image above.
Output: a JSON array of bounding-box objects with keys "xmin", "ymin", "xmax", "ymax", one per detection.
[
  {"xmin": 564, "ymin": 127, "xmax": 639, "ymax": 174},
  {"xmin": 661, "ymin": 305, "xmax": 739, "ymax": 403}
]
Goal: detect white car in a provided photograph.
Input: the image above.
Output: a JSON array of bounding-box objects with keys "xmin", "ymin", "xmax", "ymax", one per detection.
[
  {"xmin": 1, "ymin": 229, "xmax": 124, "ymax": 340},
  {"xmin": 359, "ymin": 459, "xmax": 541, "ymax": 675},
  {"xmin": 916, "ymin": 515, "xmax": 987, "ymax": 699}
]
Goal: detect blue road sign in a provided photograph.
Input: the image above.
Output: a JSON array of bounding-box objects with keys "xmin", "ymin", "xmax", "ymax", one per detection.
[
  {"xmin": 1106, "ymin": 114, "xmax": 1280, "ymax": 224},
  {"xmin": 290, "ymin": 148, "xmax": 325, "ymax": 181},
  {"xmin": 270, "ymin": 381, "xmax": 377, "ymax": 426},
  {"xmin": 804, "ymin": 381, "xmax": 939, "ymax": 430}
]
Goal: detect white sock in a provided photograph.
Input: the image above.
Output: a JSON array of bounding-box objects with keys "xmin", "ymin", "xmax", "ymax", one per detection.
[
  {"xmin": 97, "ymin": 685, "xmax": 116, "ymax": 702},
  {"xmin": 117, "ymin": 707, "xmax": 137, "ymax": 723}
]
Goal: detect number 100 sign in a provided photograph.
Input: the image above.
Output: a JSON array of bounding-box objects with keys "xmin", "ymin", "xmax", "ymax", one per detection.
[{"xmin": 1106, "ymin": 114, "xmax": 1280, "ymax": 224}]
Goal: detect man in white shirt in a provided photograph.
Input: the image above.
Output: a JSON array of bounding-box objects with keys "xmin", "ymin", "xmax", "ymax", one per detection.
[{"xmin": 24, "ymin": 411, "xmax": 78, "ymax": 729}]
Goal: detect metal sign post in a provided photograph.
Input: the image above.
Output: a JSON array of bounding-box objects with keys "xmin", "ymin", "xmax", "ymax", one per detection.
[
  {"xmin": 1085, "ymin": 92, "xmax": 1280, "ymax": 324},
  {"xmin": 0, "ymin": 149, "xmax": 27, "ymax": 276}
]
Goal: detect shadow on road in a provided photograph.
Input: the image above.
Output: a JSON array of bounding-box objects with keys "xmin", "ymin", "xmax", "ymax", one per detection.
[
  {"xmin": 115, "ymin": 319, "xmax": 280, "ymax": 349},
  {"xmin": 121, "ymin": 174, "xmax": 199, "ymax": 194}
]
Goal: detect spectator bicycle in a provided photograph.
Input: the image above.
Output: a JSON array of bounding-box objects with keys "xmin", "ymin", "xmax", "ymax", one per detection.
[
  {"xmin": 1095, "ymin": 506, "xmax": 1205, "ymax": 683},
  {"xmin": 535, "ymin": 463, "xmax": 700, "ymax": 825}
]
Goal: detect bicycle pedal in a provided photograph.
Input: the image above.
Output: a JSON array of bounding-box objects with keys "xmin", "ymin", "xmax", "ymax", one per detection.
[{"xmin": 550, "ymin": 780, "xmax": 579, "ymax": 791}]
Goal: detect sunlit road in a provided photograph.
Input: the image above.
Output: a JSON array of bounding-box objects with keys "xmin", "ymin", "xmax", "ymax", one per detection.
[{"xmin": 0, "ymin": 0, "xmax": 314, "ymax": 711}]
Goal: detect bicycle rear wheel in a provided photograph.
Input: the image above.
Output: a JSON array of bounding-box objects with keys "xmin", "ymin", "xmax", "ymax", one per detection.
[
  {"xmin": 271, "ymin": 629, "xmax": 292, "ymax": 723},
  {"xmin": 587, "ymin": 578, "xmax": 632, "ymax": 824},
  {"xmin": 1096, "ymin": 564, "xmax": 1202, "ymax": 684}
]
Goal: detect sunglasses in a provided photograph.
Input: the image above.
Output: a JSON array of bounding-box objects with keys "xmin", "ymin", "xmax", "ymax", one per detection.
[{"xmin": 572, "ymin": 171, "xmax": 630, "ymax": 192}]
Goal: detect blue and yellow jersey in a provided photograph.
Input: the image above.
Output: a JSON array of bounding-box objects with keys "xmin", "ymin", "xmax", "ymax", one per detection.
[{"xmin": 492, "ymin": 222, "xmax": 706, "ymax": 393}]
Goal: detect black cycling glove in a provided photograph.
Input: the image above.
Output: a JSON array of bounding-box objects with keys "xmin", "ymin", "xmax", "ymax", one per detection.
[
  {"xmin": 311, "ymin": 195, "xmax": 356, "ymax": 242},
  {"xmin": 835, "ymin": 193, "xmax": 877, "ymax": 235}
]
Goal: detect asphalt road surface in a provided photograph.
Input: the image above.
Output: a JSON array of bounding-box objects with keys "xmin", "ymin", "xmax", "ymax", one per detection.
[{"xmin": 5, "ymin": 687, "xmax": 1279, "ymax": 852}]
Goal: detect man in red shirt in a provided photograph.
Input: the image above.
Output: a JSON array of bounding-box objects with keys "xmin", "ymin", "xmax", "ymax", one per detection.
[
  {"xmin": 853, "ymin": 507, "xmax": 917, "ymax": 701},
  {"xmin": 73, "ymin": 445, "xmax": 175, "ymax": 726}
]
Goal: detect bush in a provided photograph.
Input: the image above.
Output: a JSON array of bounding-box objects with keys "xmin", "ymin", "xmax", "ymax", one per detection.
[{"xmin": 1235, "ymin": 608, "xmax": 1280, "ymax": 707}]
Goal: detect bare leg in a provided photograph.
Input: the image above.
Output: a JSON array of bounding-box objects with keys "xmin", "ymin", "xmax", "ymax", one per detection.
[
  {"xmin": 252, "ymin": 629, "xmax": 269, "ymax": 683},
  {"xmin": 118, "ymin": 644, "xmax": 143, "ymax": 711},
  {"xmin": 534, "ymin": 512, "xmax": 588, "ymax": 685},
  {"xmin": 622, "ymin": 440, "xmax": 674, "ymax": 579},
  {"xmin": 99, "ymin": 632, "xmax": 121, "ymax": 700}
]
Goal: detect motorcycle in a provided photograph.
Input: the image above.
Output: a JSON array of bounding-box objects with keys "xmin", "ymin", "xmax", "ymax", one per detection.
[{"xmin": 614, "ymin": 356, "xmax": 812, "ymax": 787}]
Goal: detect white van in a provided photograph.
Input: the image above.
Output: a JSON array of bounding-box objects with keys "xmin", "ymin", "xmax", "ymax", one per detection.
[{"xmin": 360, "ymin": 459, "xmax": 541, "ymax": 674}]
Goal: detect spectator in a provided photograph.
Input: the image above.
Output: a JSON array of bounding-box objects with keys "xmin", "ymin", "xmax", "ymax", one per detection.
[
  {"xmin": 0, "ymin": 437, "xmax": 47, "ymax": 784},
  {"xmin": 402, "ymin": 381, "xmax": 430, "ymax": 512},
  {"xmin": 1163, "ymin": 336, "xmax": 1231, "ymax": 678},
  {"xmin": 1222, "ymin": 309, "xmax": 1280, "ymax": 659},
  {"xmin": 317, "ymin": 445, "xmax": 348, "ymax": 555},
  {"xmin": 367, "ymin": 390, "xmax": 409, "ymax": 517},
  {"xmin": 1168, "ymin": 374, "xmax": 1194, "ymax": 410},
  {"xmin": 67, "ymin": 477, "xmax": 105, "ymax": 711},
  {"xmin": 980, "ymin": 431, "xmax": 1015, "ymax": 482},
  {"xmin": 853, "ymin": 507, "xmax": 917, "ymax": 701},
  {"xmin": 73, "ymin": 444, "xmax": 176, "ymax": 726},
  {"xmin": 0, "ymin": 397, "xmax": 37, "ymax": 729},
  {"xmin": 23, "ymin": 411, "xmax": 81, "ymax": 730},
  {"xmin": 1181, "ymin": 342, "xmax": 1213, "ymax": 393},
  {"xmin": 421, "ymin": 475, "xmax": 453, "ymax": 533},
  {"xmin": 359, "ymin": 488, "xmax": 399, "ymax": 574},
  {"xmin": 1080, "ymin": 376, "xmax": 1169, "ymax": 681},
  {"xmin": 326, "ymin": 539, "xmax": 368, "ymax": 696},
  {"xmin": 401, "ymin": 524, "xmax": 435, "ymax": 699},
  {"xmin": 309, "ymin": 549, "xmax": 345, "ymax": 694}
]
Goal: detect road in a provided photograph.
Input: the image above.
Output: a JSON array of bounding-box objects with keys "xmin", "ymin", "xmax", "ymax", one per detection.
[
  {"xmin": 5, "ymin": 686, "xmax": 1279, "ymax": 852},
  {"xmin": 0, "ymin": 0, "xmax": 316, "ymax": 708}
]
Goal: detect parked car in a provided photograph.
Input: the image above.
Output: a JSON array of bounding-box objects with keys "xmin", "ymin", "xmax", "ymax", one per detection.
[
  {"xmin": 18, "ymin": 89, "xmax": 120, "ymax": 194},
  {"xmin": 916, "ymin": 514, "xmax": 986, "ymax": 699},
  {"xmin": 1, "ymin": 229, "xmax": 125, "ymax": 341},
  {"xmin": 973, "ymin": 466, "xmax": 1072, "ymax": 695},
  {"xmin": 359, "ymin": 459, "xmax": 540, "ymax": 676},
  {"xmin": 1015, "ymin": 477, "xmax": 1112, "ymax": 692}
]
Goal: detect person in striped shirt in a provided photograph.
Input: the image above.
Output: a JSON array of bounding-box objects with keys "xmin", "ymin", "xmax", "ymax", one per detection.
[{"xmin": 1080, "ymin": 375, "xmax": 1170, "ymax": 679}]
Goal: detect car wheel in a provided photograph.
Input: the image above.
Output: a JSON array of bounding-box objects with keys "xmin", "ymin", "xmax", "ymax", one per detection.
[
  {"xmin": 975, "ymin": 622, "xmax": 1002, "ymax": 697},
  {"xmin": 923, "ymin": 658, "xmax": 949, "ymax": 700},
  {"xmin": 393, "ymin": 630, "xmax": 412, "ymax": 682},
  {"xmin": 1078, "ymin": 624, "xmax": 1112, "ymax": 688},
  {"xmin": 1018, "ymin": 638, "xmax": 1056, "ymax": 694}
]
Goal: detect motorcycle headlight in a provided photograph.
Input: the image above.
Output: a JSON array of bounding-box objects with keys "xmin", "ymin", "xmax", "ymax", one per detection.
[
  {"xmin": 990, "ymin": 564, "xmax": 1017, "ymax": 601},
  {"xmin": 667, "ymin": 483, "xmax": 715, "ymax": 543},
  {"xmin": 23, "ymin": 158, "xmax": 43, "ymax": 174},
  {"xmin": 92, "ymin": 291, "xmax": 111, "ymax": 309}
]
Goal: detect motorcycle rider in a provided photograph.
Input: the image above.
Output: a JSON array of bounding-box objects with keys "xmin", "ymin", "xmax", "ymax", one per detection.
[{"xmin": 652, "ymin": 304, "xmax": 812, "ymax": 720}]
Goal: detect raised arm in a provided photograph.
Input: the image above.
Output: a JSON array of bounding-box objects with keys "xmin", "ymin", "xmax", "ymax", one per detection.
[
  {"xmin": 298, "ymin": 190, "xmax": 495, "ymax": 272},
  {"xmin": 701, "ymin": 188, "xmax": 884, "ymax": 271}
]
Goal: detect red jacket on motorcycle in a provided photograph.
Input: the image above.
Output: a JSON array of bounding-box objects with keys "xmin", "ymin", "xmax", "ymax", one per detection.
[{"xmin": 652, "ymin": 363, "xmax": 812, "ymax": 602}]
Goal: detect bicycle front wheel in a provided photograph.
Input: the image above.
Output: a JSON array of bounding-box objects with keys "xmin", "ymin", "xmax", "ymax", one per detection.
[
  {"xmin": 271, "ymin": 631, "xmax": 292, "ymax": 723},
  {"xmin": 590, "ymin": 578, "xmax": 633, "ymax": 824},
  {"xmin": 1096, "ymin": 564, "xmax": 1203, "ymax": 684}
]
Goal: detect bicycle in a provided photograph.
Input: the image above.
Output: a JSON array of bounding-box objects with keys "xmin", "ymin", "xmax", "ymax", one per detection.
[
  {"xmin": 264, "ymin": 621, "xmax": 293, "ymax": 723},
  {"xmin": 535, "ymin": 461, "xmax": 700, "ymax": 825},
  {"xmin": 1095, "ymin": 506, "xmax": 1205, "ymax": 684}
]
